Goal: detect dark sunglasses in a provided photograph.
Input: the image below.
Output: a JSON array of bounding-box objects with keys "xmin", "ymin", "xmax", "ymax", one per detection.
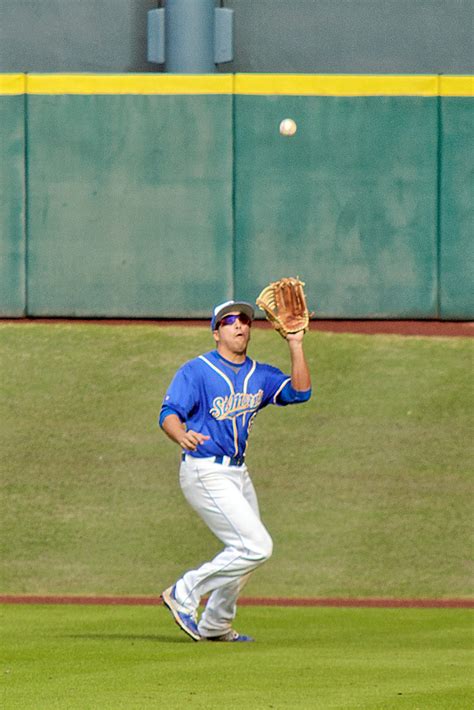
[{"xmin": 218, "ymin": 313, "xmax": 252, "ymax": 328}]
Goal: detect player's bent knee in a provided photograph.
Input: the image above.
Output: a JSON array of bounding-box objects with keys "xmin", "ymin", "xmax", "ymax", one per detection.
[
  {"xmin": 248, "ymin": 532, "xmax": 273, "ymax": 564},
  {"xmin": 261, "ymin": 535, "xmax": 273, "ymax": 561}
]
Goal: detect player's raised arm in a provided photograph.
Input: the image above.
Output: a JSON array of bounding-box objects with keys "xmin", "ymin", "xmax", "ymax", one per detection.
[
  {"xmin": 286, "ymin": 330, "xmax": 311, "ymax": 392},
  {"xmin": 256, "ymin": 277, "xmax": 312, "ymax": 397}
]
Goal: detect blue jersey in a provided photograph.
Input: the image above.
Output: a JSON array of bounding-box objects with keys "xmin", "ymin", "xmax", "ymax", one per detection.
[{"xmin": 160, "ymin": 349, "xmax": 307, "ymax": 460}]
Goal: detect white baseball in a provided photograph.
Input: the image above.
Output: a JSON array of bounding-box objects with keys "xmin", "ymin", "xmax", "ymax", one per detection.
[{"xmin": 279, "ymin": 118, "xmax": 297, "ymax": 136}]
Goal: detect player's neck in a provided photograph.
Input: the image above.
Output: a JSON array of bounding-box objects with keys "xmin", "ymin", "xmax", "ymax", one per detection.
[{"xmin": 216, "ymin": 344, "xmax": 247, "ymax": 364}]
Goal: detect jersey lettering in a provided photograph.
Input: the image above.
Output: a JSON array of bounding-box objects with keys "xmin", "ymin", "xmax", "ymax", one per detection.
[{"xmin": 210, "ymin": 389, "xmax": 264, "ymax": 421}]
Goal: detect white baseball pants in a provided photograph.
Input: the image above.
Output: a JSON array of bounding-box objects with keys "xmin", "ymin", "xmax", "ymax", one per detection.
[{"xmin": 173, "ymin": 455, "xmax": 273, "ymax": 638}]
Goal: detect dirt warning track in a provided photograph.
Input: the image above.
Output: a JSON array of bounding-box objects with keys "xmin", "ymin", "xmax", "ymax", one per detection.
[
  {"xmin": 1, "ymin": 318, "xmax": 473, "ymax": 337},
  {"xmin": 0, "ymin": 595, "xmax": 472, "ymax": 609}
]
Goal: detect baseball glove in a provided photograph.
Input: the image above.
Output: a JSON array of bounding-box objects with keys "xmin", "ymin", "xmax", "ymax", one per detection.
[{"xmin": 256, "ymin": 277, "xmax": 310, "ymax": 338}]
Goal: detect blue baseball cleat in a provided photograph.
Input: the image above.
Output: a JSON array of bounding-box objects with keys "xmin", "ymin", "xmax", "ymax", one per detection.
[
  {"xmin": 161, "ymin": 585, "xmax": 201, "ymax": 642},
  {"xmin": 204, "ymin": 629, "xmax": 255, "ymax": 642}
]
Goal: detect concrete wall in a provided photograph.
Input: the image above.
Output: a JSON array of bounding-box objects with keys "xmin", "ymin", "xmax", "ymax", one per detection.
[
  {"xmin": 226, "ymin": 0, "xmax": 474, "ymax": 74},
  {"xmin": 0, "ymin": 1, "xmax": 472, "ymax": 74}
]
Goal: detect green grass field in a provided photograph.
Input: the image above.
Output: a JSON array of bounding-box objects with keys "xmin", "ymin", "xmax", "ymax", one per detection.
[
  {"xmin": 1, "ymin": 323, "xmax": 472, "ymax": 598},
  {"xmin": 2, "ymin": 604, "xmax": 472, "ymax": 709},
  {"xmin": 0, "ymin": 323, "xmax": 473, "ymax": 708}
]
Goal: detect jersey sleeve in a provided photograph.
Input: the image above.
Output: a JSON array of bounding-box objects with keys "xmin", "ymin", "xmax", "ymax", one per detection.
[
  {"xmin": 276, "ymin": 380, "xmax": 312, "ymax": 405},
  {"xmin": 160, "ymin": 363, "xmax": 199, "ymax": 424},
  {"xmin": 258, "ymin": 363, "xmax": 312, "ymax": 408},
  {"xmin": 259, "ymin": 364, "xmax": 292, "ymax": 407}
]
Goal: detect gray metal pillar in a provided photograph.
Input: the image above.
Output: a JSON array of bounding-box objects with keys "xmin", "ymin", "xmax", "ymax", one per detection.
[
  {"xmin": 167, "ymin": 0, "xmax": 215, "ymax": 73},
  {"xmin": 148, "ymin": 0, "xmax": 233, "ymax": 72}
]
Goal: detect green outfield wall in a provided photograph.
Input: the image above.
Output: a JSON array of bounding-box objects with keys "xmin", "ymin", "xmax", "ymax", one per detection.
[
  {"xmin": 26, "ymin": 76, "xmax": 233, "ymax": 317},
  {"xmin": 0, "ymin": 74, "xmax": 472, "ymax": 319},
  {"xmin": 0, "ymin": 75, "xmax": 25, "ymax": 317},
  {"xmin": 439, "ymin": 97, "xmax": 474, "ymax": 320},
  {"xmin": 235, "ymin": 93, "xmax": 439, "ymax": 318}
]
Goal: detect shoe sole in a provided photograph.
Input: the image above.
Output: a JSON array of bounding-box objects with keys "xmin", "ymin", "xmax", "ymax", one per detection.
[
  {"xmin": 204, "ymin": 635, "xmax": 255, "ymax": 642},
  {"xmin": 161, "ymin": 587, "xmax": 201, "ymax": 642}
]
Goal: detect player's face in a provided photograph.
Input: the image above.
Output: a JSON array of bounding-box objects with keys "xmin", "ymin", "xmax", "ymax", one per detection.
[{"xmin": 213, "ymin": 311, "xmax": 252, "ymax": 359}]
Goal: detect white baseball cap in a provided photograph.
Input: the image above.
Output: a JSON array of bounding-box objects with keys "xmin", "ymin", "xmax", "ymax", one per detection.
[{"xmin": 211, "ymin": 300, "xmax": 255, "ymax": 330}]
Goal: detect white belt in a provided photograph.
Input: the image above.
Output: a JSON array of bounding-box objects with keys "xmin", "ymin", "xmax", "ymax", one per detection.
[{"xmin": 181, "ymin": 453, "xmax": 245, "ymax": 467}]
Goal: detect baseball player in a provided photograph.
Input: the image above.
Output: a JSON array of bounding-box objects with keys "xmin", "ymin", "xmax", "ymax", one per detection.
[{"xmin": 159, "ymin": 299, "xmax": 311, "ymax": 641}]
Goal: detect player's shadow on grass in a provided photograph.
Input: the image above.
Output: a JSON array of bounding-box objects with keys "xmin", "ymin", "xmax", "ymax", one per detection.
[{"xmin": 63, "ymin": 633, "xmax": 187, "ymax": 644}]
